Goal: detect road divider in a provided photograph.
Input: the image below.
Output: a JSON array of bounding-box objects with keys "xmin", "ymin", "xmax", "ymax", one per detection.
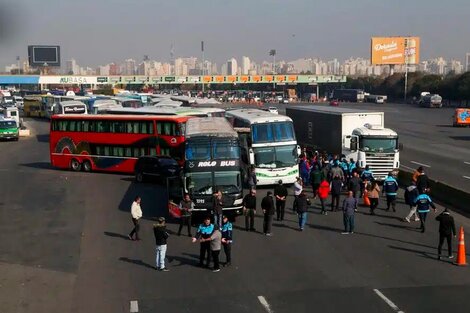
[{"xmin": 398, "ymin": 170, "xmax": 470, "ymax": 214}]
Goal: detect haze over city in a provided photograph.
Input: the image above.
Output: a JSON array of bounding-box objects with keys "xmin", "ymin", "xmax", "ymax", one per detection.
[{"xmin": 1, "ymin": 0, "xmax": 470, "ymax": 68}]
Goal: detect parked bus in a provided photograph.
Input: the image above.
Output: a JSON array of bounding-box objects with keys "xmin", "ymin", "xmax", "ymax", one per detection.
[
  {"xmin": 53, "ymin": 101, "xmax": 88, "ymax": 115},
  {"xmin": 225, "ymin": 109, "xmax": 300, "ymax": 185},
  {"xmin": 50, "ymin": 114, "xmax": 191, "ymax": 173},
  {"xmin": 180, "ymin": 117, "xmax": 243, "ymax": 214}
]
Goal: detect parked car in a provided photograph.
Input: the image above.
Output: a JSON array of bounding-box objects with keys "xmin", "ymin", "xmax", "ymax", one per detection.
[
  {"xmin": 329, "ymin": 99, "xmax": 339, "ymax": 106},
  {"xmin": 134, "ymin": 156, "xmax": 181, "ymax": 183}
]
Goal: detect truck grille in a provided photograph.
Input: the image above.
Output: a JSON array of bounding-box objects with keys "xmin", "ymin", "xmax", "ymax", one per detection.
[{"xmin": 365, "ymin": 153, "xmax": 396, "ymax": 180}]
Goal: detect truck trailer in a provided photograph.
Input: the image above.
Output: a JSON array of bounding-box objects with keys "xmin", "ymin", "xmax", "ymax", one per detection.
[
  {"xmin": 286, "ymin": 106, "xmax": 401, "ymax": 180},
  {"xmin": 332, "ymin": 89, "xmax": 365, "ymax": 102}
]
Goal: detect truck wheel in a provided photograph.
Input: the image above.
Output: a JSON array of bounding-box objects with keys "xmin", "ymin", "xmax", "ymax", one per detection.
[
  {"xmin": 70, "ymin": 159, "xmax": 81, "ymax": 172},
  {"xmin": 82, "ymin": 160, "xmax": 92, "ymax": 172}
]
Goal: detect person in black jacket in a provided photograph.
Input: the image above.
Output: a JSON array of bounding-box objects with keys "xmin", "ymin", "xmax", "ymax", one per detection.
[
  {"xmin": 274, "ymin": 180, "xmax": 288, "ymax": 221},
  {"xmin": 416, "ymin": 170, "xmax": 430, "ymax": 194},
  {"xmin": 261, "ymin": 191, "xmax": 275, "ymax": 235},
  {"xmin": 243, "ymin": 188, "xmax": 257, "ymax": 231},
  {"xmin": 153, "ymin": 217, "xmax": 170, "ymax": 271},
  {"xmin": 436, "ymin": 208, "xmax": 457, "ymax": 260},
  {"xmin": 348, "ymin": 171, "xmax": 362, "ymax": 200},
  {"xmin": 293, "ymin": 190, "xmax": 311, "ymax": 231},
  {"xmin": 330, "ymin": 175, "xmax": 343, "ymax": 211}
]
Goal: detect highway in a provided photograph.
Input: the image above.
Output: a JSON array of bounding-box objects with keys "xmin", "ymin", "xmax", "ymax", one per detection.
[
  {"xmin": 274, "ymin": 102, "xmax": 470, "ymax": 193},
  {"xmin": 2, "ymin": 118, "xmax": 470, "ymax": 313}
]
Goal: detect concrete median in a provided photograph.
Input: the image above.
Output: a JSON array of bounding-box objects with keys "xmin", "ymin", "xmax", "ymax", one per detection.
[{"xmin": 398, "ymin": 170, "xmax": 470, "ymax": 214}]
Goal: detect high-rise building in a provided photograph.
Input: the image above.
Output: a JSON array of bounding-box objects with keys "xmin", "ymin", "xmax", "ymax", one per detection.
[
  {"xmin": 241, "ymin": 56, "xmax": 250, "ymax": 75},
  {"xmin": 98, "ymin": 64, "xmax": 110, "ymax": 75},
  {"xmin": 227, "ymin": 58, "xmax": 237, "ymax": 75},
  {"xmin": 66, "ymin": 59, "xmax": 80, "ymax": 75},
  {"xmin": 466, "ymin": 53, "xmax": 470, "ymax": 72},
  {"xmin": 121, "ymin": 59, "xmax": 136, "ymax": 75},
  {"xmin": 109, "ymin": 63, "xmax": 119, "ymax": 75}
]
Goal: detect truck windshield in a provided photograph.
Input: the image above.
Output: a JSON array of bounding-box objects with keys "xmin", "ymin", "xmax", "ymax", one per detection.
[
  {"xmin": 0, "ymin": 121, "xmax": 17, "ymax": 128},
  {"xmin": 214, "ymin": 171, "xmax": 241, "ymax": 194},
  {"xmin": 254, "ymin": 144, "xmax": 297, "ymax": 168},
  {"xmin": 252, "ymin": 122, "xmax": 295, "ymax": 144},
  {"xmin": 360, "ymin": 137, "xmax": 398, "ymax": 153}
]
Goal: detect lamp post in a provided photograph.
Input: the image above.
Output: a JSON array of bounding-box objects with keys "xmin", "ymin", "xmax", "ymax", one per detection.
[
  {"xmin": 201, "ymin": 41, "xmax": 205, "ymax": 96},
  {"xmin": 269, "ymin": 49, "xmax": 276, "ymax": 90}
]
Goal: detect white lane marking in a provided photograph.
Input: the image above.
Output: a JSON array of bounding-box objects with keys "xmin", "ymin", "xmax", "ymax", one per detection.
[
  {"xmin": 373, "ymin": 289, "xmax": 404, "ymax": 313},
  {"xmin": 410, "ymin": 161, "xmax": 431, "ymax": 168},
  {"xmin": 400, "ymin": 165, "xmax": 414, "ymax": 171},
  {"xmin": 257, "ymin": 296, "xmax": 274, "ymax": 313},
  {"xmin": 464, "ymin": 176, "xmax": 470, "ymax": 180},
  {"xmin": 465, "ymin": 162, "xmax": 470, "ymax": 165},
  {"xmin": 130, "ymin": 300, "xmax": 139, "ymax": 313}
]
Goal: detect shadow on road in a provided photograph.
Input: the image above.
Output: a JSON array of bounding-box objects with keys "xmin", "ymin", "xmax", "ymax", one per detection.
[
  {"xmin": 167, "ymin": 254, "xmax": 200, "ymax": 267},
  {"xmin": 119, "ymin": 257, "xmax": 155, "ymax": 270},
  {"xmin": 20, "ymin": 162, "xmax": 55, "ymax": 170},
  {"xmin": 104, "ymin": 231, "xmax": 131, "ymax": 240},
  {"xmin": 308, "ymin": 224, "xmax": 344, "ymax": 233},
  {"xmin": 354, "ymin": 231, "xmax": 436, "ymax": 250},
  {"xmin": 449, "ymin": 136, "xmax": 470, "ymax": 141},
  {"xmin": 36, "ymin": 134, "xmax": 49, "ymax": 143},
  {"xmin": 388, "ymin": 245, "xmax": 436, "ymax": 260},
  {"xmin": 375, "ymin": 221, "xmax": 420, "ymax": 231}
]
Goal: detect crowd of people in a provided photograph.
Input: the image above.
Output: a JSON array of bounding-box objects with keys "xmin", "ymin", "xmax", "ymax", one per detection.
[{"xmin": 125, "ymin": 155, "xmax": 457, "ymax": 272}]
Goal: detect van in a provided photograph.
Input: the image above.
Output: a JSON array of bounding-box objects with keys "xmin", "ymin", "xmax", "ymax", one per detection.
[
  {"xmin": 453, "ymin": 108, "xmax": 470, "ymax": 127},
  {"xmin": 0, "ymin": 117, "xmax": 19, "ymax": 141}
]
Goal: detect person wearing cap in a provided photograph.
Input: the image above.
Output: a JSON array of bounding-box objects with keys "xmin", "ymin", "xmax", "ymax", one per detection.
[
  {"xmin": 382, "ymin": 172, "xmax": 399, "ymax": 212},
  {"xmin": 153, "ymin": 217, "xmax": 169, "ymax": 271},
  {"xmin": 274, "ymin": 180, "xmax": 288, "ymax": 221},
  {"xmin": 243, "ymin": 188, "xmax": 257, "ymax": 231},
  {"xmin": 192, "ymin": 216, "xmax": 214, "ymax": 267},
  {"xmin": 178, "ymin": 193, "xmax": 194, "ymax": 237},
  {"xmin": 436, "ymin": 208, "xmax": 456, "ymax": 260},
  {"xmin": 261, "ymin": 191, "xmax": 275, "ymax": 235},
  {"xmin": 221, "ymin": 216, "xmax": 233, "ymax": 266}
]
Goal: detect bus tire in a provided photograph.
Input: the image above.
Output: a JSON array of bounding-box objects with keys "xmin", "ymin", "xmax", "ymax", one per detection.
[
  {"xmin": 70, "ymin": 159, "xmax": 81, "ymax": 172},
  {"xmin": 82, "ymin": 160, "xmax": 92, "ymax": 172},
  {"xmin": 135, "ymin": 172, "xmax": 145, "ymax": 183}
]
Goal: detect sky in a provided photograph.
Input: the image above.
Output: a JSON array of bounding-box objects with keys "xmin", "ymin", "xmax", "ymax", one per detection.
[{"xmin": 0, "ymin": 0, "xmax": 469, "ymax": 69}]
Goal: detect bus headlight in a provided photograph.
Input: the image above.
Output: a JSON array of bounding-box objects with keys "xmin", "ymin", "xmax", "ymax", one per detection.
[{"xmin": 233, "ymin": 198, "xmax": 243, "ymax": 205}]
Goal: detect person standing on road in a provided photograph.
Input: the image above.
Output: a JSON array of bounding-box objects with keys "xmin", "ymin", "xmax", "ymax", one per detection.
[
  {"xmin": 261, "ymin": 191, "xmax": 275, "ymax": 235},
  {"xmin": 412, "ymin": 166, "xmax": 423, "ymax": 183},
  {"xmin": 192, "ymin": 217, "xmax": 214, "ymax": 267},
  {"xmin": 436, "ymin": 208, "xmax": 456, "ymax": 260},
  {"xmin": 293, "ymin": 190, "xmax": 311, "ymax": 231},
  {"xmin": 128, "ymin": 196, "xmax": 142, "ymax": 241},
  {"xmin": 404, "ymin": 181, "xmax": 420, "ymax": 223},
  {"xmin": 204, "ymin": 225, "xmax": 222, "ymax": 272},
  {"xmin": 330, "ymin": 175, "xmax": 343, "ymax": 211},
  {"xmin": 416, "ymin": 168, "xmax": 430, "ymax": 194},
  {"xmin": 415, "ymin": 191, "xmax": 437, "ymax": 233},
  {"xmin": 221, "ymin": 216, "xmax": 233, "ymax": 266},
  {"xmin": 310, "ymin": 165, "xmax": 324, "ymax": 198},
  {"xmin": 342, "ymin": 191, "xmax": 357, "ymax": 234},
  {"xmin": 383, "ymin": 172, "xmax": 399, "ymax": 212},
  {"xmin": 243, "ymin": 188, "xmax": 257, "ymax": 231},
  {"xmin": 299, "ymin": 156, "xmax": 310, "ymax": 186},
  {"xmin": 318, "ymin": 179, "xmax": 330, "ymax": 215},
  {"xmin": 367, "ymin": 181, "xmax": 380, "ymax": 215},
  {"xmin": 153, "ymin": 217, "xmax": 169, "ymax": 271},
  {"xmin": 274, "ymin": 180, "xmax": 288, "ymax": 221},
  {"xmin": 247, "ymin": 166, "xmax": 257, "ymax": 190},
  {"xmin": 348, "ymin": 171, "xmax": 362, "ymax": 200},
  {"xmin": 360, "ymin": 165, "xmax": 374, "ymax": 195},
  {"xmin": 212, "ymin": 190, "xmax": 223, "ymax": 227},
  {"xmin": 178, "ymin": 193, "xmax": 194, "ymax": 236}
]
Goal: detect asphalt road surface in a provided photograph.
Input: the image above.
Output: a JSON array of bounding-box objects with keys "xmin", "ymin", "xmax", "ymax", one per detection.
[
  {"xmin": 269, "ymin": 102, "xmax": 470, "ymax": 193},
  {"xmin": 2, "ymin": 118, "xmax": 470, "ymax": 313}
]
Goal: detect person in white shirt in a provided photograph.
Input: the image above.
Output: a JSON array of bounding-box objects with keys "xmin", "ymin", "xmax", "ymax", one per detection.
[
  {"xmin": 293, "ymin": 177, "xmax": 303, "ymax": 212},
  {"xmin": 128, "ymin": 196, "xmax": 143, "ymax": 241}
]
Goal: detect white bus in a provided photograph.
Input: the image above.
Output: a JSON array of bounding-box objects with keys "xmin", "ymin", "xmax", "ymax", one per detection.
[
  {"xmin": 53, "ymin": 101, "xmax": 88, "ymax": 115},
  {"xmin": 225, "ymin": 109, "xmax": 300, "ymax": 185}
]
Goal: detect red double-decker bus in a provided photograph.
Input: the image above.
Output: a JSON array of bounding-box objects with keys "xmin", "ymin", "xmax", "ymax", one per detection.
[{"xmin": 50, "ymin": 114, "xmax": 190, "ymax": 173}]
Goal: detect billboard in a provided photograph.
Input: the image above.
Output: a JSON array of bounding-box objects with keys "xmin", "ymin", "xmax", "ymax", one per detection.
[
  {"xmin": 371, "ymin": 37, "xmax": 420, "ymax": 65},
  {"xmin": 28, "ymin": 45, "xmax": 61, "ymax": 67}
]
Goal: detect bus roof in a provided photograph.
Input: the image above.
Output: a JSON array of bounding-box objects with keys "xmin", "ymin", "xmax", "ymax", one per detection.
[
  {"xmin": 226, "ymin": 108, "xmax": 292, "ymax": 124},
  {"xmin": 59, "ymin": 100, "xmax": 87, "ymax": 106},
  {"xmin": 103, "ymin": 106, "xmax": 224, "ymax": 117},
  {"xmin": 186, "ymin": 117, "xmax": 238, "ymax": 138},
  {"xmin": 51, "ymin": 114, "xmax": 191, "ymax": 122}
]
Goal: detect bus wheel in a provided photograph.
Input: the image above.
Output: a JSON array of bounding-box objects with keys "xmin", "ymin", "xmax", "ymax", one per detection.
[
  {"xmin": 70, "ymin": 159, "xmax": 81, "ymax": 172},
  {"xmin": 82, "ymin": 160, "xmax": 92, "ymax": 172},
  {"xmin": 135, "ymin": 172, "xmax": 145, "ymax": 183}
]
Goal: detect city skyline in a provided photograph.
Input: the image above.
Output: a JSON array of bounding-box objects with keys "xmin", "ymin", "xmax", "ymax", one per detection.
[{"xmin": 0, "ymin": 0, "xmax": 470, "ymax": 69}]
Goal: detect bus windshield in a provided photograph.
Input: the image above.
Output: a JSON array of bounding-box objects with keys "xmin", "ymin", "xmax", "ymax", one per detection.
[
  {"xmin": 186, "ymin": 140, "xmax": 240, "ymax": 160},
  {"xmin": 0, "ymin": 121, "xmax": 17, "ymax": 128},
  {"xmin": 214, "ymin": 171, "xmax": 241, "ymax": 194},
  {"xmin": 252, "ymin": 122, "xmax": 295, "ymax": 144},
  {"xmin": 187, "ymin": 171, "xmax": 241, "ymax": 195},
  {"xmin": 360, "ymin": 137, "xmax": 398, "ymax": 153},
  {"xmin": 253, "ymin": 144, "xmax": 298, "ymax": 168},
  {"xmin": 187, "ymin": 172, "xmax": 213, "ymax": 195}
]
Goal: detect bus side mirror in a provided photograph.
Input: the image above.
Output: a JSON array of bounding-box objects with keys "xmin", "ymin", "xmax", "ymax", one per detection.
[
  {"xmin": 249, "ymin": 148, "xmax": 255, "ymax": 165},
  {"xmin": 350, "ymin": 136, "xmax": 358, "ymax": 151},
  {"xmin": 398, "ymin": 143, "xmax": 404, "ymax": 151}
]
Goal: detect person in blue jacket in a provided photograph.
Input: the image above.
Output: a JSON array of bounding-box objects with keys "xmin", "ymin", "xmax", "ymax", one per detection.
[
  {"xmin": 383, "ymin": 172, "xmax": 399, "ymax": 212},
  {"xmin": 192, "ymin": 216, "xmax": 214, "ymax": 267},
  {"xmin": 414, "ymin": 191, "xmax": 436, "ymax": 233},
  {"xmin": 221, "ymin": 215, "xmax": 233, "ymax": 266}
]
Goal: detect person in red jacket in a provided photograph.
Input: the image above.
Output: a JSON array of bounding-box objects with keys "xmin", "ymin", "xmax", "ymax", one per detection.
[{"xmin": 318, "ymin": 179, "xmax": 330, "ymax": 215}]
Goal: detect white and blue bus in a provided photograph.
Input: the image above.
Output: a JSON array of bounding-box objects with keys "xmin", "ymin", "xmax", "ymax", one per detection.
[{"xmin": 225, "ymin": 109, "xmax": 300, "ymax": 186}]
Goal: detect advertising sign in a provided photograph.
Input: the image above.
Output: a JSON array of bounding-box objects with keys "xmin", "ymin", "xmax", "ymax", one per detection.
[{"xmin": 371, "ymin": 37, "xmax": 420, "ymax": 65}]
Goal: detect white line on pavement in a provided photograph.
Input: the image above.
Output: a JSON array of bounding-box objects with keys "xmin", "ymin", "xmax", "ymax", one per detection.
[
  {"xmin": 130, "ymin": 300, "xmax": 139, "ymax": 313},
  {"xmin": 410, "ymin": 160, "xmax": 431, "ymax": 168},
  {"xmin": 464, "ymin": 176, "xmax": 470, "ymax": 180},
  {"xmin": 257, "ymin": 296, "xmax": 274, "ymax": 313},
  {"xmin": 400, "ymin": 165, "xmax": 415, "ymax": 171},
  {"xmin": 465, "ymin": 162, "xmax": 470, "ymax": 165},
  {"xmin": 373, "ymin": 289, "xmax": 404, "ymax": 313}
]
